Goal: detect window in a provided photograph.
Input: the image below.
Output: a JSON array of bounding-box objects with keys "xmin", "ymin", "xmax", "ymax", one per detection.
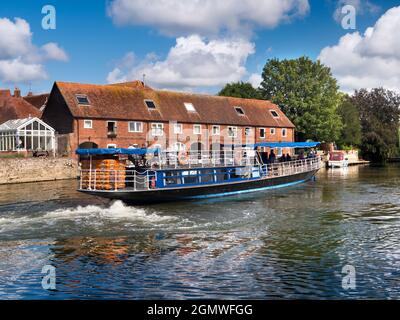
[
  {"xmin": 151, "ymin": 123, "xmax": 164, "ymax": 136},
  {"xmin": 212, "ymin": 125, "xmax": 220, "ymax": 136},
  {"xmin": 228, "ymin": 126, "xmax": 237, "ymax": 138},
  {"xmin": 270, "ymin": 110, "xmax": 279, "ymax": 118},
  {"xmin": 128, "ymin": 121, "xmax": 142, "ymax": 132},
  {"xmin": 282, "ymin": 128, "xmax": 287, "ymax": 137},
  {"xmin": 193, "ymin": 124, "xmax": 202, "ymax": 135},
  {"xmin": 172, "ymin": 142, "xmax": 186, "ymax": 152},
  {"xmin": 184, "ymin": 102, "xmax": 196, "ymax": 112},
  {"xmin": 107, "ymin": 121, "xmax": 117, "ymax": 134},
  {"xmin": 234, "ymin": 106, "xmax": 245, "ymax": 116},
  {"xmin": 259, "ymin": 128, "xmax": 266, "ymax": 139},
  {"xmin": 174, "ymin": 123, "xmax": 183, "ymax": 134},
  {"xmin": 76, "ymin": 94, "xmax": 90, "ymax": 105},
  {"xmin": 107, "ymin": 144, "xmax": 117, "ymax": 149},
  {"xmin": 245, "ymin": 127, "xmax": 252, "ymax": 136},
  {"xmin": 145, "ymin": 100, "xmax": 157, "ymax": 109},
  {"xmin": 83, "ymin": 120, "xmax": 92, "ymax": 129},
  {"xmin": 270, "ymin": 128, "xmax": 276, "ymax": 135}
]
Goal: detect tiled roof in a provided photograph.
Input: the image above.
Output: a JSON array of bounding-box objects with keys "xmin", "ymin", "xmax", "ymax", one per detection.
[
  {"xmin": 23, "ymin": 93, "xmax": 49, "ymax": 110},
  {"xmin": 0, "ymin": 94, "xmax": 41, "ymax": 124},
  {"xmin": 53, "ymin": 81, "xmax": 295, "ymax": 128}
]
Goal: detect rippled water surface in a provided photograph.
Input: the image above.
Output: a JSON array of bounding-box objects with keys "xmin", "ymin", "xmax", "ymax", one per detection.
[{"xmin": 0, "ymin": 165, "xmax": 399, "ymax": 299}]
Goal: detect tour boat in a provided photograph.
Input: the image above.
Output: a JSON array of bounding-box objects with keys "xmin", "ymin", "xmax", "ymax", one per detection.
[{"xmin": 76, "ymin": 142, "xmax": 322, "ymax": 204}]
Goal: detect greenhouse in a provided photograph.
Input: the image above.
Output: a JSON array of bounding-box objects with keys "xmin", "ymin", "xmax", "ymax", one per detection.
[{"xmin": 0, "ymin": 117, "xmax": 55, "ymax": 153}]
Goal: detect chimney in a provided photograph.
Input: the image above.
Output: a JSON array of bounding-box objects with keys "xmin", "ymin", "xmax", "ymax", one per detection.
[
  {"xmin": 27, "ymin": 91, "xmax": 33, "ymax": 97},
  {"xmin": 14, "ymin": 87, "xmax": 21, "ymax": 98}
]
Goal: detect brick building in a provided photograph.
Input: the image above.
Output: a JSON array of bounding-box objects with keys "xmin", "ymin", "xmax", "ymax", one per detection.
[{"xmin": 42, "ymin": 81, "xmax": 295, "ymax": 157}]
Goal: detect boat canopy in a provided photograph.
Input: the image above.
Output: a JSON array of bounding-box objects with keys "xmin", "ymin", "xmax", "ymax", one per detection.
[
  {"xmin": 223, "ymin": 142, "xmax": 320, "ymax": 149},
  {"xmin": 254, "ymin": 142, "xmax": 320, "ymax": 149},
  {"xmin": 76, "ymin": 148, "xmax": 160, "ymax": 156}
]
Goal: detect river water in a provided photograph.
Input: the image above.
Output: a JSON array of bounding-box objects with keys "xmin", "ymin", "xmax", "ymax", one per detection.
[{"xmin": 0, "ymin": 165, "xmax": 399, "ymax": 299}]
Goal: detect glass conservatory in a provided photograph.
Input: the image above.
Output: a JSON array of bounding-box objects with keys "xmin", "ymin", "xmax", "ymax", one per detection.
[{"xmin": 0, "ymin": 117, "xmax": 55, "ymax": 152}]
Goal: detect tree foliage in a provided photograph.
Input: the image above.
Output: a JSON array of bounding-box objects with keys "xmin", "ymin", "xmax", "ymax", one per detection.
[
  {"xmin": 218, "ymin": 81, "xmax": 263, "ymax": 99},
  {"xmin": 351, "ymin": 88, "xmax": 400, "ymax": 162},
  {"xmin": 337, "ymin": 95, "xmax": 362, "ymax": 148},
  {"xmin": 259, "ymin": 56, "xmax": 342, "ymax": 142}
]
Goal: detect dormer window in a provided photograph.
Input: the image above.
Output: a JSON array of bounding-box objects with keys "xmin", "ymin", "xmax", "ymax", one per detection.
[
  {"xmin": 270, "ymin": 110, "xmax": 279, "ymax": 118},
  {"xmin": 184, "ymin": 102, "xmax": 196, "ymax": 112},
  {"xmin": 145, "ymin": 99, "xmax": 157, "ymax": 109},
  {"xmin": 76, "ymin": 94, "xmax": 90, "ymax": 105},
  {"xmin": 234, "ymin": 106, "xmax": 245, "ymax": 116}
]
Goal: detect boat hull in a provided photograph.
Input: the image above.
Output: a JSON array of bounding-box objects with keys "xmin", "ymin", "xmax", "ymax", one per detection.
[{"xmin": 79, "ymin": 169, "xmax": 319, "ymax": 204}]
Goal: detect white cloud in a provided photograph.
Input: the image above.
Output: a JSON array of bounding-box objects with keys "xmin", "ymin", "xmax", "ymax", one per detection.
[
  {"xmin": 108, "ymin": 0, "xmax": 309, "ymax": 36},
  {"xmin": 0, "ymin": 17, "xmax": 68, "ymax": 84},
  {"xmin": 319, "ymin": 6, "xmax": 400, "ymax": 93},
  {"xmin": 333, "ymin": 0, "xmax": 380, "ymax": 23},
  {"xmin": 41, "ymin": 43, "xmax": 69, "ymax": 62},
  {"xmin": 248, "ymin": 73, "xmax": 262, "ymax": 89},
  {"xmin": 107, "ymin": 35, "xmax": 255, "ymax": 90}
]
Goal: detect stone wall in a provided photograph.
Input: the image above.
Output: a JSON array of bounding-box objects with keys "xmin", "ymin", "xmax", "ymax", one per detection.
[{"xmin": 0, "ymin": 157, "xmax": 78, "ymax": 185}]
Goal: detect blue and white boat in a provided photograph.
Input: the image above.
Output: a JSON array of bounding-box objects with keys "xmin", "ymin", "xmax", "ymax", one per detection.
[{"xmin": 76, "ymin": 142, "xmax": 322, "ymax": 204}]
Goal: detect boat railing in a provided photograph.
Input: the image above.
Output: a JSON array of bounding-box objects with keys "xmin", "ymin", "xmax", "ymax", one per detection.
[{"xmin": 79, "ymin": 156, "xmax": 322, "ymax": 192}]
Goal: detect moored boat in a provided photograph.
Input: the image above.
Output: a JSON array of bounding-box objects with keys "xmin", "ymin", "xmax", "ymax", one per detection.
[{"xmin": 76, "ymin": 142, "xmax": 322, "ymax": 204}]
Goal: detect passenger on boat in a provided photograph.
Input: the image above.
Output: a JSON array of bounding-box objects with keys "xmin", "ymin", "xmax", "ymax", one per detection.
[
  {"xmin": 260, "ymin": 151, "xmax": 269, "ymax": 164},
  {"xmin": 280, "ymin": 154, "xmax": 287, "ymax": 162},
  {"xmin": 269, "ymin": 150, "xmax": 276, "ymax": 163},
  {"xmin": 286, "ymin": 153, "xmax": 292, "ymax": 162}
]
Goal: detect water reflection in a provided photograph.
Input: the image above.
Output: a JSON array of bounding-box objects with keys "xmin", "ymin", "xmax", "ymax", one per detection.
[{"xmin": 0, "ymin": 165, "xmax": 399, "ymax": 299}]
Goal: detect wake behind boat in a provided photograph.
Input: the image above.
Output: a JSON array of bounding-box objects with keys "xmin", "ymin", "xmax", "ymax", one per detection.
[{"xmin": 76, "ymin": 142, "xmax": 322, "ymax": 204}]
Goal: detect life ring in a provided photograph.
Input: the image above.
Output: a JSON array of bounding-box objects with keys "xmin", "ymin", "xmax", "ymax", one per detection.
[
  {"xmin": 178, "ymin": 151, "xmax": 189, "ymax": 165},
  {"xmin": 234, "ymin": 150, "xmax": 242, "ymax": 165}
]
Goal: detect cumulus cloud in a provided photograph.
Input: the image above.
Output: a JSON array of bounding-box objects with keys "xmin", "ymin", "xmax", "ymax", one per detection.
[
  {"xmin": 248, "ymin": 73, "xmax": 262, "ymax": 89},
  {"xmin": 0, "ymin": 17, "xmax": 68, "ymax": 84},
  {"xmin": 319, "ymin": 6, "xmax": 400, "ymax": 93},
  {"xmin": 107, "ymin": 35, "xmax": 255, "ymax": 90},
  {"xmin": 108, "ymin": 0, "xmax": 310, "ymax": 36}
]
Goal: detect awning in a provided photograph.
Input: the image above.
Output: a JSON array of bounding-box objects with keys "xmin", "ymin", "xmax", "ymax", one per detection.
[
  {"xmin": 223, "ymin": 142, "xmax": 320, "ymax": 149},
  {"xmin": 76, "ymin": 148, "xmax": 161, "ymax": 156},
  {"xmin": 254, "ymin": 142, "xmax": 320, "ymax": 149}
]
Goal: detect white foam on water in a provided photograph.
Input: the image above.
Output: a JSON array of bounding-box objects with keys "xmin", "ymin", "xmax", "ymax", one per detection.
[{"xmin": 0, "ymin": 201, "xmax": 178, "ymax": 234}]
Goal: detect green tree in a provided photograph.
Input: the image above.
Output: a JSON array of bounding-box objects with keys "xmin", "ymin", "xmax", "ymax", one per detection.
[
  {"xmin": 218, "ymin": 81, "xmax": 263, "ymax": 99},
  {"xmin": 259, "ymin": 56, "xmax": 342, "ymax": 142},
  {"xmin": 351, "ymin": 88, "xmax": 400, "ymax": 162},
  {"xmin": 337, "ymin": 95, "xmax": 362, "ymax": 148}
]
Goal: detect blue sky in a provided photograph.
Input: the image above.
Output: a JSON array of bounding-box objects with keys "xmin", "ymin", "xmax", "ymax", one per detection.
[{"xmin": 0, "ymin": 0, "xmax": 399, "ymax": 95}]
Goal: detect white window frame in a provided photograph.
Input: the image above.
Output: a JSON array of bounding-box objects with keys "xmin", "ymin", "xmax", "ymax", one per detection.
[
  {"xmin": 107, "ymin": 144, "xmax": 117, "ymax": 149},
  {"xmin": 174, "ymin": 123, "xmax": 183, "ymax": 134},
  {"xmin": 128, "ymin": 121, "xmax": 143, "ymax": 133},
  {"xmin": 282, "ymin": 128, "xmax": 287, "ymax": 137},
  {"xmin": 245, "ymin": 127, "xmax": 252, "ymax": 136},
  {"xmin": 259, "ymin": 128, "xmax": 266, "ymax": 139},
  {"xmin": 227, "ymin": 126, "xmax": 237, "ymax": 138},
  {"xmin": 234, "ymin": 106, "xmax": 245, "ymax": 116},
  {"xmin": 193, "ymin": 124, "xmax": 202, "ymax": 135},
  {"xmin": 144, "ymin": 99, "xmax": 157, "ymax": 110},
  {"xmin": 212, "ymin": 125, "xmax": 220, "ymax": 136},
  {"xmin": 184, "ymin": 102, "xmax": 196, "ymax": 112},
  {"xmin": 151, "ymin": 123, "xmax": 164, "ymax": 136},
  {"xmin": 107, "ymin": 121, "xmax": 117, "ymax": 133},
  {"xmin": 270, "ymin": 128, "xmax": 276, "ymax": 135},
  {"xmin": 270, "ymin": 110, "xmax": 280, "ymax": 118},
  {"xmin": 83, "ymin": 120, "xmax": 92, "ymax": 129}
]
